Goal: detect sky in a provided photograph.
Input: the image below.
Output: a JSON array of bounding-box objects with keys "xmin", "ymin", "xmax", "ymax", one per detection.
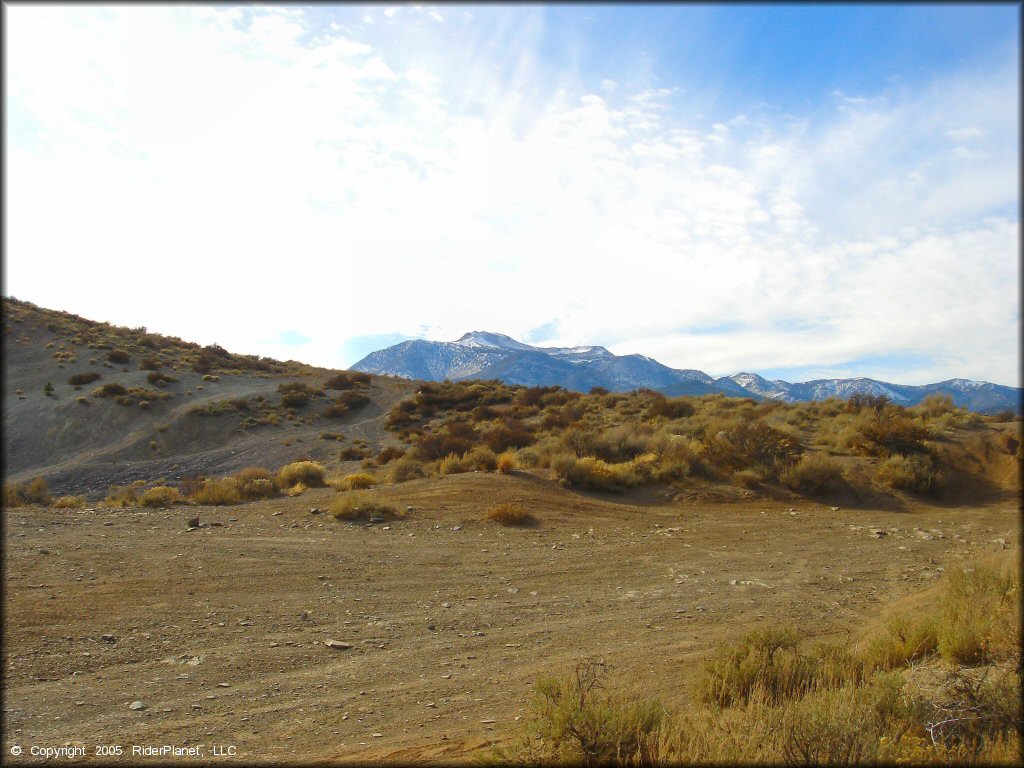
[{"xmin": 4, "ymin": 3, "xmax": 1020, "ymax": 386}]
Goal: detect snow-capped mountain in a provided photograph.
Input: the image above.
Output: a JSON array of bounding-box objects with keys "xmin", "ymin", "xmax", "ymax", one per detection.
[{"xmin": 351, "ymin": 332, "xmax": 1021, "ymax": 413}]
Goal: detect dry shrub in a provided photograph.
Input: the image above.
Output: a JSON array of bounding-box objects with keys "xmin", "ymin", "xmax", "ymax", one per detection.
[
  {"xmin": 106, "ymin": 349, "xmax": 130, "ymax": 364},
  {"xmin": 53, "ymin": 495, "xmax": 87, "ymax": 509},
  {"xmin": 465, "ymin": 444, "xmax": 498, "ymax": 471},
  {"xmin": 854, "ymin": 411, "xmax": 930, "ymax": 456},
  {"xmin": 372, "ymin": 446, "xmax": 405, "ymax": 465},
  {"xmin": 483, "ymin": 420, "xmax": 534, "ymax": 453},
  {"xmin": 861, "ymin": 614, "xmax": 940, "ymax": 672},
  {"xmin": 877, "ymin": 452, "xmax": 943, "ymax": 495},
  {"xmin": 388, "ymin": 456, "xmax": 426, "ymax": 484},
  {"xmin": 646, "ymin": 396, "xmax": 695, "ymax": 420},
  {"xmin": 146, "ymin": 371, "xmax": 177, "ymax": 386},
  {"xmin": 277, "ymin": 460, "xmax": 326, "ymax": 488},
  {"xmin": 415, "ymin": 423, "xmax": 478, "ymax": 461},
  {"xmin": 330, "ymin": 492, "xmax": 397, "ymax": 521},
  {"xmin": 191, "ymin": 478, "xmax": 242, "ymax": 505},
  {"xmin": 324, "ymin": 371, "xmax": 371, "ymax": 390},
  {"xmin": 335, "ymin": 472, "xmax": 376, "ymax": 490},
  {"xmin": 92, "ymin": 382, "xmax": 128, "ymax": 398},
  {"xmin": 139, "ymin": 485, "xmax": 182, "ymax": 507},
  {"xmin": 551, "ymin": 454, "xmax": 638, "ymax": 493},
  {"xmin": 486, "ymin": 502, "xmax": 534, "ymax": 526},
  {"xmin": 780, "ymin": 452, "xmax": 845, "ymax": 494},
  {"xmin": 496, "ymin": 450, "xmax": 517, "ymax": 473},
  {"xmin": 286, "ymin": 482, "xmax": 307, "ymax": 497},
  {"xmin": 696, "ymin": 625, "xmax": 820, "ymax": 707},
  {"xmin": 103, "ymin": 480, "xmax": 147, "ymax": 508},
  {"xmin": 438, "ymin": 453, "xmax": 472, "ymax": 476},
  {"xmin": 702, "ymin": 419, "xmax": 803, "ymax": 477},
  {"xmin": 67, "ymin": 371, "xmax": 101, "ymax": 386},
  {"xmin": 935, "ymin": 560, "xmax": 1020, "ymax": 665},
  {"xmin": 339, "ymin": 445, "xmax": 372, "ymax": 460},
  {"xmin": 233, "ymin": 467, "xmax": 278, "ymax": 500},
  {"xmin": 3, "ymin": 477, "xmax": 54, "ymax": 507},
  {"xmin": 499, "ymin": 659, "xmax": 662, "ymax": 765},
  {"xmin": 776, "ymin": 673, "xmax": 911, "ymax": 766}
]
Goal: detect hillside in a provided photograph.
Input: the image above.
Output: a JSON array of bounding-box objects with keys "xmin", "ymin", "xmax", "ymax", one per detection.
[
  {"xmin": 3, "ymin": 297, "xmax": 1020, "ymax": 508},
  {"xmin": 352, "ymin": 331, "xmax": 1022, "ymax": 413},
  {"xmin": 2, "ymin": 297, "xmax": 416, "ymax": 496}
]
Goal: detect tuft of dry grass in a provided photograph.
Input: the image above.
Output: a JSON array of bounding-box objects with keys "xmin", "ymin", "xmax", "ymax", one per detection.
[
  {"xmin": 232, "ymin": 467, "xmax": 278, "ymax": 500},
  {"xmin": 3, "ymin": 477, "xmax": 53, "ymax": 507},
  {"xmin": 191, "ymin": 478, "xmax": 242, "ymax": 506},
  {"xmin": 103, "ymin": 480, "xmax": 147, "ymax": 508},
  {"xmin": 329, "ymin": 492, "xmax": 398, "ymax": 521},
  {"xmin": 277, "ymin": 460, "xmax": 326, "ymax": 489},
  {"xmin": 53, "ymin": 495, "xmax": 87, "ymax": 509},
  {"xmin": 139, "ymin": 485, "xmax": 182, "ymax": 507},
  {"xmin": 334, "ymin": 472, "xmax": 376, "ymax": 491},
  {"xmin": 496, "ymin": 449, "xmax": 517, "ymax": 473},
  {"xmin": 388, "ymin": 456, "xmax": 426, "ymax": 484},
  {"xmin": 486, "ymin": 502, "xmax": 534, "ymax": 526}
]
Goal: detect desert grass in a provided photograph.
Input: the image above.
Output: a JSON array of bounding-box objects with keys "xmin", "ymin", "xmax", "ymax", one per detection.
[
  {"xmin": 277, "ymin": 460, "xmax": 326, "ymax": 489},
  {"xmin": 506, "ymin": 553, "xmax": 1022, "ymax": 766},
  {"xmin": 485, "ymin": 502, "xmax": 534, "ymax": 526},
  {"xmin": 3, "ymin": 477, "xmax": 54, "ymax": 507},
  {"xmin": 139, "ymin": 485, "xmax": 182, "ymax": 507}
]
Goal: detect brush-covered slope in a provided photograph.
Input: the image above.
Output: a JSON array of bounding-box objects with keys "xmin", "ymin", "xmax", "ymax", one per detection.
[
  {"xmin": 2, "ymin": 298, "xmax": 414, "ymax": 495},
  {"xmin": 353, "ymin": 332, "xmax": 1021, "ymax": 413}
]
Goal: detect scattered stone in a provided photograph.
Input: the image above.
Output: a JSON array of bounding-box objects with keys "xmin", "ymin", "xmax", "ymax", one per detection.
[
  {"xmin": 129, "ymin": 701, "xmax": 146, "ymax": 711},
  {"xmin": 186, "ymin": 516, "xmax": 200, "ymax": 529},
  {"xmin": 310, "ymin": 508, "xmax": 322, "ymax": 515},
  {"xmin": 425, "ymin": 702, "xmax": 436, "ymax": 708},
  {"xmin": 272, "ymin": 511, "xmax": 283, "ymax": 517},
  {"xmin": 406, "ymin": 506, "xmax": 415, "ymax": 513},
  {"xmin": 452, "ymin": 526, "xmax": 462, "ymax": 531},
  {"xmin": 830, "ymin": 506, "xmax": 840, "ymax": 511},
  {"xmin": 369, "ymin": 516, "xmax": 384, "ymax": 524},
  {"xmin": 100, "ymin": 634, "xmax": 117, "ymax": 643},
  {"xmin": 427, "ymin": 624, "xmax": 436, "ymax": 631},
  {"xmin": 870, "ymin": 529, "xmax": 888, "ymax": 538},
  {"xmin": 441, "ymin": 602, "xmax": 451, "ymax": 609},
  {"xmin": 324, "ymin": 640, "xmax": 353, "ymax": 650},
  {"xmin": 480, "ymin": 718, "xmax": 496, "ymax": 724},
  {"xmin": 299, "ymin": 611, "xmax": 311, "ymax": 622},
  {"xmin": 217, "ymin": 682, "xmax": 230, "ymax": 688}
]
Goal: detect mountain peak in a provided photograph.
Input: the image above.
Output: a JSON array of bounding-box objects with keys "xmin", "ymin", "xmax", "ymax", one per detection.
[{"xmin": 453, "ymin": 331, "xmax": 534, "ymax": 351}]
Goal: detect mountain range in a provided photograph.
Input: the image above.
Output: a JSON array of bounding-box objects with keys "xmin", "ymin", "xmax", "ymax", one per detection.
[{"xmin": 351, "ymin": 331, "xmax": 1021, "ymax": 413}]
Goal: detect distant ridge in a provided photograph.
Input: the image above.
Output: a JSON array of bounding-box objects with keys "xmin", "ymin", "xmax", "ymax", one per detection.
[{"xmin": 352, "ymin": 332, "xmax": 1021, "ymax": 413}]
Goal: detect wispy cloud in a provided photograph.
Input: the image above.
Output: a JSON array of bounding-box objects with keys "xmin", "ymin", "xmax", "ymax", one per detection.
[{"xmin": 5, "ymin": 5, "xmax": 1019, "ymax": 385}]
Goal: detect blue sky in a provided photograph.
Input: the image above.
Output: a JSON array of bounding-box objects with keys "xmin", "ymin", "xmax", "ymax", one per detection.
[{"xmin": 4, "ymin": 3, "xmax": 1020, "ymax": 385}]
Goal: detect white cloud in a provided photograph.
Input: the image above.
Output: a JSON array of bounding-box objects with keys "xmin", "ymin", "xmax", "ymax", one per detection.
[{"xmin": 4, "ymin": 5, "xmax": 1019, "ymax": 386}]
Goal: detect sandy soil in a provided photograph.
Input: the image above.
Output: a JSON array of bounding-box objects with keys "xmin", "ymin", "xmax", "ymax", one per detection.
[{"xmin": 2, "ymin": 471, "xmax": 1017, "ymax": 764}]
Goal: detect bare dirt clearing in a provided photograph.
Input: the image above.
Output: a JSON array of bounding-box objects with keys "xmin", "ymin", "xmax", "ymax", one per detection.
[{"xmin": 3, "ymin": 472, "xmax": 1017, "ymax": 764}]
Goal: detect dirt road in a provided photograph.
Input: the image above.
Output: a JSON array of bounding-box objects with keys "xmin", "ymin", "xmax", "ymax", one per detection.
[{"xmin": 2, "ymin": 471, "xmax": 1017, "ymax": 764}]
